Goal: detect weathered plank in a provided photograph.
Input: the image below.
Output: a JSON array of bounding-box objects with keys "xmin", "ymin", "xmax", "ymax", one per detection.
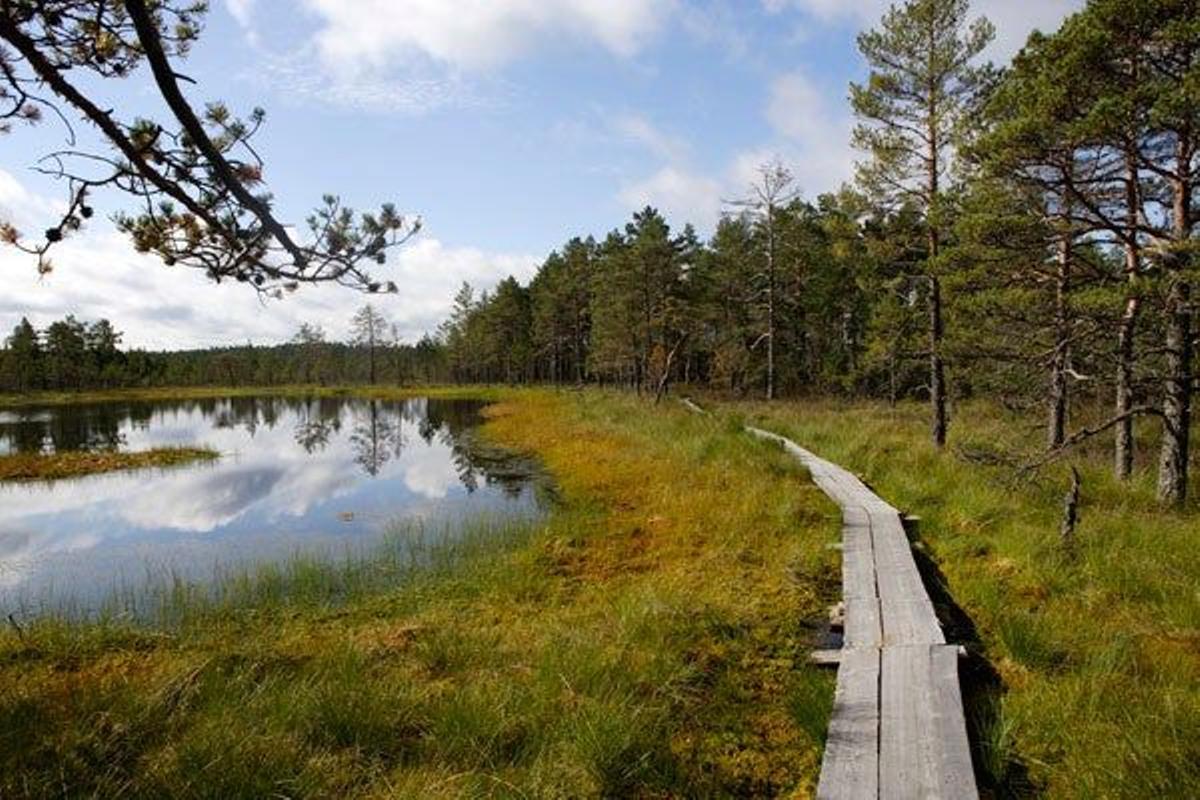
[
  {"xmin": 871, "ymin": 516, "xmax": 943, "ymax": 646},
  {"xmin": 695, "ymin": 414, "xmax": 976, "ymax": 798},
  {"xmin": 816, "ymin": 646, "xmax": 881, "ymax": 800},
  {"xmin": 745, "ymin": 424, "xmax": 974, "ymax": 799},
  {"xmin": 928, "ymin": 644, "xmax": 979, "ymax": 798},
  {"xmin": 880, "ymin": 645, "xmax": 978, "ymax": 800},
  {"xmin": 841, "ymin": 518, "xmax": 882, "ymax": 650}
]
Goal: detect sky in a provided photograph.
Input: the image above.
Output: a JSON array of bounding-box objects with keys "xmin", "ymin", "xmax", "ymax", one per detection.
[{"xmin": 1, "ymin": 0, "xmax": 1083, "ymax": 350}]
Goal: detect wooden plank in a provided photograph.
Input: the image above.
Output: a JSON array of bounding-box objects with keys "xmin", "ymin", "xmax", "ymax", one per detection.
[
  {"xmin": 843, "ymin": 594, "xmax": 882, "ymax": 650},
  {"xmin": 870, "ymin": 515, "xmax": 943, "ymax": 646},
  {"xmin": 809, "ymin": 649, "xmax": 843, "ymax": 667},
  {"xmin": 841, "ymin": 518, "xmax": 881, "ymax": 650},
  {"xmin": 928, "ymin": 644, "xmax": 979, "ymax": 799},
  {"xmin": 744, "ymin": 423, "xmax": 976, "ymax": 799},
  {"xmin": 880, "ymin": 645, "xmax": 978, "ymax": 800},
  {"xmin": 816, "ymin": 647, "xmax": 881, "ymax": 800}
]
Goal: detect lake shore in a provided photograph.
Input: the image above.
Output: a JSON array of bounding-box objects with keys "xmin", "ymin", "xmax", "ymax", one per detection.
[
  {"xmin": 0, "ymin": 388, "xmax": 834, "ymax": 797},
  {"xmin": 0, "ymin": 446, "xmax": 219, "ymax": 482},
  {"xmin": 3, "ymin": 386, "xmax": 1195, "ymax": 797},
  {"xmin": 0, "ymin": 384, "xmax": 502, "ymax": 409}
]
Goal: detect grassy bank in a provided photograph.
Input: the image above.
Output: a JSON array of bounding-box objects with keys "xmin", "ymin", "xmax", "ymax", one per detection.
[
  {"xmin": 0, "ymin": 384, "xmax": 503, "ymax": 409},
  {"xmin": 0, "ymin": 389, "xmax": 836, "ymax": 798},
  {"xmin": 0, "ymin": 446, "xmax": 219, "ymax": 482},
  {"xmin": 732, "ymin": 398, "xmax": 1199, "ymax": 799}
]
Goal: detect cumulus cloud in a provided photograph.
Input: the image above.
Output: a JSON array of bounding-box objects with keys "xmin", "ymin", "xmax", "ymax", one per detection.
[
  {"xmin": 612, "ymin": 114, "xmax": 691, "ymax": 163},
  {"xmin": 618, "ymin": 68, "xmax": 853, "ymax": 234},
  {"xmin": 618, "ymin": 167, "xmax": 722, "ymax": 231},
  {"xmin": 302, "ymin": 0, "xmax": 674, "ymax": 73},
  {"xmin": 249, "ymin": 47, "xmax": 496, "ymax": 115},
  {"xmin": 762, "ymin": 0, "xmax": 1082, "ymax": 61},
  {"xmin": 761, "ymin": 70, "xmax": 855, "ymax": 192},
  {"xmin": 225, "ymin": 0, "xmax": 255, "ymax": 27},
  {"xmin": 0, "ymin": 171, "xmax": 538, "ymax": 349}
]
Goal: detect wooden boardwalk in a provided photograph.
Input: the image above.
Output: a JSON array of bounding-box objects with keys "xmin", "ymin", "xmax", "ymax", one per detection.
[{"xmin": 744, "ymin": 427, "xmax": 978, "ymax": 800}]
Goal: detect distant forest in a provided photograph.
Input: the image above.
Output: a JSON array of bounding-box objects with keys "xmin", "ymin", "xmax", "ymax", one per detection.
[
  {"xmin": 3, "ymin": 0, "xmax": 1198, "ymax": 506},
  {"xmin": 437, "ymin": 0, "xmax": 1200, "ymax": 507},
  {"xmin": 0, "ymin": 313, "xmax": 445, "ymax": 391}
]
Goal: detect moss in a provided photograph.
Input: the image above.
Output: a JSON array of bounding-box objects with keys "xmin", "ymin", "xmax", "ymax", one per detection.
[
  {"xmin": 0, "ymin": 389, "xmax": 834, "ymax": 798},
  {"xmin": 0, "ymin": 446, "xmax": 219, "ymax": 482},
  {"xmin": 0, "ymin": 384, "xmax": 504, "ymax": 409},
  {"xmin": 736, "ymin": 397, "xmax": 1200, "ymax": 800}
]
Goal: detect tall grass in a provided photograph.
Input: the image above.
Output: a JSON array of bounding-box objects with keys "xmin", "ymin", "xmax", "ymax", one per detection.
[
  {"xmin": 0, "ymin": 389, "xmax": 836, "ymax": 798},
  {"xmin": 0, "ymin": 446, "xmax": 219, "ymax": 481},
  {"xmin": 738, "ymin": 397, "xmax": 1200, "ymax": 799}
]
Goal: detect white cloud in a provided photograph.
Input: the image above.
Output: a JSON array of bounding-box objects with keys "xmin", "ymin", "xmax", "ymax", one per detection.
[
  {"xmin": 761, "ymin": 0, "xmax": 1082, "ymax": 61},
  {"xmin": 0, "ymin": 170, "xmax": 64, "ymax": 228},
  {"xmin": 618, "ymin": 166, "xmax": 722, "ymax": 231},
  {"xmin": 0, "ymin": 170, "xmax": 537, "ymax": 349},
  {"xmin": 973, "ymin": 0, "xmax": 1082, "ymax": 60},
  {"xmin": 612, "ymin": 113, "xmax": 690, "ymax": 162},
  {"xmin": 762, "ymin": 70, "xmax": 855, "ymax": 192},
  {"xmin": 225, "ymin": 0, "xmax": 255, "ymax": 27},
  {"xmin": 302, "ymin": 0, "xmax": 674, "ymax": 73},
  {"xmin": 678, "ymin": 1, "xmax": 752, "ymax": 62},
  {"xmin": 250, "ymin": 47, "xmax": 495, "ymax": 115},
  {"xmin": 618, "ymin": 68, "xmax": 854, "ymax": 233}
]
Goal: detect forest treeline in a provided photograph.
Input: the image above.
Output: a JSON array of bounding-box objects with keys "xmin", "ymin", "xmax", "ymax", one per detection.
[
  {"xmin": 0, "ymin": 312, "xmax": 445, "ymax": 392},
  {"xmin": 438, "ymin": 0, "xmax": 1200, "ymax": 507}
]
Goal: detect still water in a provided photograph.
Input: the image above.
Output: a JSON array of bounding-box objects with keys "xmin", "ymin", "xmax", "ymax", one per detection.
[{"xmin": 0, "ymin": 396, "xmax": 546, "ymax": 614}]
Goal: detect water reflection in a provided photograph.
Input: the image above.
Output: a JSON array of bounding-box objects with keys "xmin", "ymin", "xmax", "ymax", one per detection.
[{"xmin": 0, "ymin": 397, "xmax": 545, "ymax": 613}]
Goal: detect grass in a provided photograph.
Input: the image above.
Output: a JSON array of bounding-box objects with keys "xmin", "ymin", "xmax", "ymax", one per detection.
[
  {"xmin": 0, "ymin": 446, "xmax": 219, "ymax": 482},
  {"xmin": 0, "ymin": 383, "xmax": 505, "ymax": 409},
  {"xmin": 0, "ymin": 388, "xmax": 837, "ymax": 798},
  {"xmin": 729, "ymin": 396, "xmax": 1200, "ymax": 800}
]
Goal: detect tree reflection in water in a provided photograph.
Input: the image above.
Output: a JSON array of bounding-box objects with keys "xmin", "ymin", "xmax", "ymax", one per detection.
[
  {"xmin": 349, "ymin": 400, "xmax": 402, "ymax": 476},
  {"xmin": 0, "ymin": 396, "xmax": 543, "ymax": 491},
  {"xmin": 0, "ymin": 396, "xmax": 549, "ymax": 613},
  {"xmin": 293, "ymin": 398, "xmax": 343, "ymax": 454}
]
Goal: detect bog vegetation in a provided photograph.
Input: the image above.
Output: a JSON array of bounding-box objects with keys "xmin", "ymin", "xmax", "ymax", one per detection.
[
  {"xmin": 0, "ymin": 445, "xmax": 217, "ymax": 481},
  {"xmin": 0, "ymin": 391, "xmax": 838, "ymax": 797},
  {"xmin": 1, "ymin": 0, "xmax": 1198, "ymax": 796}
]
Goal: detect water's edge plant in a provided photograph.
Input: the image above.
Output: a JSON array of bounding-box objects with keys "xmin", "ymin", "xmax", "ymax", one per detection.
[
  {"xmin": 0, "ymin": 388, "xmax": 836, "ymax": 798},
  {"xmin": 0, "ymin": 446, "xmax": 219, "ymax": 482}
]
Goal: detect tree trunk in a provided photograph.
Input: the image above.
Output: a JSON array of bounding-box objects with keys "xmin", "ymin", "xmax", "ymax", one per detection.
[
  {"xmin": 1047, "ymin": 234, "xmax": 1071, "ymax": 448},
  {"xmin": 766, "ymin": 203, "xmax": 777, "ymax": 401},
  {"xmin": 1157, "ymin": 140, "xmax": 1193, "ymax": 507},
  {"xmin": 926, "ymin": 92, "xmax": 946, "ymax": 448},
  {"xmin": 929, "ymin": 271, "xmax": 947, "ymax": 448},
  {"xmin": 1115, "ymin": 296, "xmax": 1141, "ymax": 479},
  {"xmin": 1115, "ymin": 151, "xmax": 1141, "ymax": 480},
  {"xmin": 1157, "ymin": 276, "xmax": 1192, "ymax": 506}
]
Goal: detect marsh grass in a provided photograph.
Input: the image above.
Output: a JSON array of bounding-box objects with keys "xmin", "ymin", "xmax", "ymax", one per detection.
[
  {"xmin": 736, "ymin": 397, "xmax": 1200, "ymax": 799},
  {"xmin": 0, "ymin": 383, "xmax": 504, "ymax": 409},
  {"xmin": 0, "ymin": 446, "xmax": 219, "ymax": 482},
  {"xmin": 0, "ymin": 389, "xmax": 835, "ymax": 798}
]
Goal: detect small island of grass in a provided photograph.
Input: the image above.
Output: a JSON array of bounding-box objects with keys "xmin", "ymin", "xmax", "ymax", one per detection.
[{"xmin": 0, "ymin": 446, "xmax": 219, "ymax": 482}]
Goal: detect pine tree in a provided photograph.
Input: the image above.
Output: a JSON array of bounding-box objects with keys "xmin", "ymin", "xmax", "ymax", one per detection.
[
  {"xmin": 728, "ymin": 161, "xmax": 799, "ymax": 400},
  {"xmin": 850, "ymin": 0, "xmax": 994, "ymax": 446},
  {"xmin": 351, "ymin": 304, "xmax": 389, "ymax": 384},
  {"xmin": 5, "ymin": 318, "xmax": 43, "ymax": 392}
]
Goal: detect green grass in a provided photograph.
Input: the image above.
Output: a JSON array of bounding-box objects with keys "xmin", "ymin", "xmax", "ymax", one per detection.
[
  {"xmin": 0, "ymin": 389, "xmax": 836, "ymax": 798},
  {"xmin": 0, "ymin": 446, "xmax": 219, "ymax": 482},
  {"xmin": 0, "ymin": 383, "xmax": 506, "ymax": 409},
  {"xmin": 732, "ymin": 397, "xmax": 1200, "ymax": 800}
]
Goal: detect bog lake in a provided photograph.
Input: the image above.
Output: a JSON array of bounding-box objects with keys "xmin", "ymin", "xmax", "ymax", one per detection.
[{"xmin": 0, "ymin": 396, "xmax": 548, "ymax": 615}]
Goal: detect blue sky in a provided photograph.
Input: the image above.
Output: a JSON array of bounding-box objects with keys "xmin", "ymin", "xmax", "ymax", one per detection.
[{"xmin": 1, "ymin": 0, "xmax": 1081, "ymax": 348}]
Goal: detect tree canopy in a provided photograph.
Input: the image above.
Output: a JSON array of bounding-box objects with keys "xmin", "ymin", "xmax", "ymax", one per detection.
[{"xmin": 0, "ymin": 0, "xmax": 419, "ymax": 294}]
